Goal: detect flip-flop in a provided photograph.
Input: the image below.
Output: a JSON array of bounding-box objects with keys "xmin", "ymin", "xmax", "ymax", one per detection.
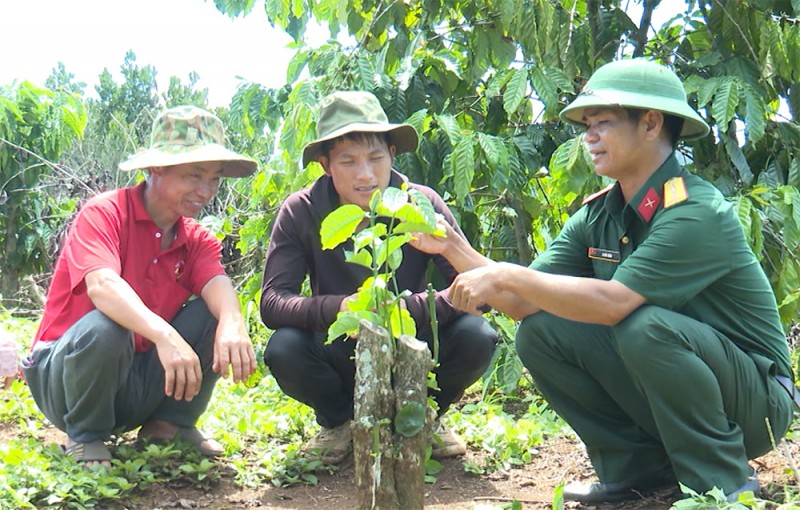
[
  {"xmin": 63, "ymin": 440, "xmax": 112, "ymax": 464},
  {"xmin": 138, "ymin": 426, "xmax": 223, "ymax": 457}
]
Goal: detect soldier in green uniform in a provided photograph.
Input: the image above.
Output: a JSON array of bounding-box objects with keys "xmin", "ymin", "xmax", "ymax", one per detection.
[{"xmin": 410, "ymin": 59, "xmax": 797, "ymax": 503}]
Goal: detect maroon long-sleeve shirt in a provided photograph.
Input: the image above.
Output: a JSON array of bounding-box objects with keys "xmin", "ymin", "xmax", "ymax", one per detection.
[{"xmin": 260, "ymin": 170, "xmax": 464, "ymax": 334}]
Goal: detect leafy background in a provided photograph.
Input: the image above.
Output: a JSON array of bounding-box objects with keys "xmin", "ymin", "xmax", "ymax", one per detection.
[{"xmin": 1, "ymin": 0, "xmax": 800, "ymax": 508}]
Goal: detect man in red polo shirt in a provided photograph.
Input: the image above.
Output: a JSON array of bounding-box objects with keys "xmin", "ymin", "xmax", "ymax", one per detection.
[{"xmin": 22, "ymin": 105, "xmax": 258, "ymax": 467}]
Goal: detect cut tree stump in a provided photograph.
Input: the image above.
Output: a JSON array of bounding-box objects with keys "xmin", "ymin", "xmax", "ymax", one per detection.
[{"xmin": 353, "ymin": 320, "xmax": 433, "ymax": 510}]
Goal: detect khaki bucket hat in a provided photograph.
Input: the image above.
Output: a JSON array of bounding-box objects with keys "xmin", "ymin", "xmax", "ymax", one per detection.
[
  {"xmin": 301, "ymin": 91, "xmax": 419, "ymax": 167},
  {"xmin": 560, "ymin": 59, "xmax": 710, "ymax": 141},
  {"xmin": 119, "ymin": 105, "xmax": 258, "ymax": 177}
]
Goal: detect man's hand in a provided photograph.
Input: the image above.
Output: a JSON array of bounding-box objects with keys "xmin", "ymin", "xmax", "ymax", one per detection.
[
  {"xmin": 212, "ymin": 318, "xmax": 256, "ymax": 383},
  {"xmin": 448, "ymin": 263, "xmax": 504, "ymax": 315},
  {"xmin": 155, "ymin": 330, "xmax": 202, "ymax": 401},
  {"xmin": 408, "ymin": 216, "xmax": 452, "ymax": 255}
]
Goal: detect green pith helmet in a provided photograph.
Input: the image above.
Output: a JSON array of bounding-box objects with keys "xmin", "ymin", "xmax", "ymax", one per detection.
[
  {"xmin": 118, "ymin": 105, "xmax": 258, "ymax": 177},
  {"xmin": 301, "ymin": 91, "xmax": 419, "ymax": 168},
  {"xmin": 560, "ymin": 59, "xmax": 710, "ymax": 141}
]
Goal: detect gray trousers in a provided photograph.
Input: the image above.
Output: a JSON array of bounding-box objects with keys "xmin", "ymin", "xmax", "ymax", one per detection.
[{"xmin": 23, "ymin": 299, "xmax": 219, "ymax": 443}]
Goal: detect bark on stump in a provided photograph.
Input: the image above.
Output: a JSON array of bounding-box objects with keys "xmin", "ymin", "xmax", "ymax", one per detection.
[{"xmin": 353, "ymin": 320, "xmax": 433, "ymax": 510}]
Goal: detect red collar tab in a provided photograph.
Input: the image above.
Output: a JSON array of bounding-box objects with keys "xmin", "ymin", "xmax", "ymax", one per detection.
[
  {"xmin": 582, "ymin": 184, "xmax": 615, "ymax": 205},
  {"xmin": 636, "ymin": 187, "xmax": 661, "ymax": 223}
]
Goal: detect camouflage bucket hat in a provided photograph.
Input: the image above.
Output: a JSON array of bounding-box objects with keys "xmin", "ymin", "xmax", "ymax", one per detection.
[
  {"xmin": 560, "ymin": 59, "xmax": 710, "ymax": 141},
  {"xmin": 301, "ymin": 91, "xmax": 419, "ymax": 167},
  {"xmin": 118, "ymin": 105, "xmax": 258, "ymax": 177}
]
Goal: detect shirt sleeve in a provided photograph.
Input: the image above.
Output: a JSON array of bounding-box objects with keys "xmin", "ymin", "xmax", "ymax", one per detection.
[
  {"xmin": 613, "ymin": 198, "xmax": 737, "ymax": 309},
  {"xmin": 260, "ymin": 197, "xmax": 346, "ymax": 331},
  {"xmin": 63, "ymin": 197, "xmax": 124, "ymax": 292},
  {"xmin": 529, "ymin": 207, "xmax": 594, "ymax": 276}
]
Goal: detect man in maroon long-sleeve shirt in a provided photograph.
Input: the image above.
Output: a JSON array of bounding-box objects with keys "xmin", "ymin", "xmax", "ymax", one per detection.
[{"xmin": 260, "ymin": 91, "xmax": 497, "ymax": 465}]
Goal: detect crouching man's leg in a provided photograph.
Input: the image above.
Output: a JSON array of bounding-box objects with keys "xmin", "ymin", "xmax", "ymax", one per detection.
[
  {"xmin": 516, "ymin": 311, "xmax": 676, "ymax": 503},
  {"xmin": 131, "ymin": 299, "xmax": 223, "ymax": 456},
  {"xmin": 23, "ymin": 310, "xmax": 136, "ymax": 466},
  {"xmin": 264, "ymin": 327, "xmax": 356, "ymax": 465},
  {"xmin": 613, "ymin": 305, "xmax": 794, "ymax": 501}
]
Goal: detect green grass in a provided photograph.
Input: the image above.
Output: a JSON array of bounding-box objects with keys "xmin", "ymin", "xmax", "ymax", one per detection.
[{"xmin": 1, "ymin": 312, "xmax": 799, "ymax": 510}]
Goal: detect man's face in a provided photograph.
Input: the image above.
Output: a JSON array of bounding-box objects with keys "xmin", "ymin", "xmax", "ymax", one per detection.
[
  {"xmin": 149, "ymin": 161, "xmax": 223, "ymax": 219},
  {"xmin": 320, "ymin": 136, "xmax": 395, "ymax": 210},
  {"xmin": 581, "ymin": 107, "xmax": 647, "ymax": 180}
]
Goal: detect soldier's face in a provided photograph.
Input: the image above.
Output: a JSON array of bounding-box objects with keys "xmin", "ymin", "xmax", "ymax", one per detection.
[{"xmin": 581, "ymin": 107, "xmax": 646, "ymax": 180}]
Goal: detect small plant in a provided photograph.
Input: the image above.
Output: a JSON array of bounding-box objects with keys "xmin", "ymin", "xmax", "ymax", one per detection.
[{"xmin": 320, "ymin": 184, "xmax": 443, "ymax": 343}]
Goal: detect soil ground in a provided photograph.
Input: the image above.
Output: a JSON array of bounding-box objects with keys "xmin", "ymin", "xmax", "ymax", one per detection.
[{"xmin": 4, "ymin": 421, "xmax": 798, "ymax": 510}]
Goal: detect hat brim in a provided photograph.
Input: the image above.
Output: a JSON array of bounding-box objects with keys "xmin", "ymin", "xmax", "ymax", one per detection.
[
  {"xmin": 118, "ymin": 144, "xmax": 258, "ymax": 177},
  {"xmin": 560, "ymin": 90, "xmax": 710, "ymax": 141},
  {"xmin": 301, "ymin": 122, "xmax": 419, "ymax": 167}
]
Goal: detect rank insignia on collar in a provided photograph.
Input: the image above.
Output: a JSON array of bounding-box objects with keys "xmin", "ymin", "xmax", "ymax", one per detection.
[
  {"xmin": 663, "ymin": 176, "xmax": 688, "ymax": 208},
  {"xmin": 636, "ymin": 186, "xmax": 661, "ymax": 223}
]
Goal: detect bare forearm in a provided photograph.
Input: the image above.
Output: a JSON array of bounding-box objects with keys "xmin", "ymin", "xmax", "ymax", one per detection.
[
  {"xmin": 201, "ymin": 275, "xmax": 242, "ymax": 323},
  {"xmin": 86, "ymin": 269, "xmax": 177, "ymax": 345},
  {"xmin": 494, "ymin": 263, "xmax": 643, "ymax": 325}
]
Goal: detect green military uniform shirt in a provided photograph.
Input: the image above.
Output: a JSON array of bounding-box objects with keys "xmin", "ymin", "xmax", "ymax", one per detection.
[{"xmin": 531, "ymin": 153, "xmax": 793, "ymax": 379}]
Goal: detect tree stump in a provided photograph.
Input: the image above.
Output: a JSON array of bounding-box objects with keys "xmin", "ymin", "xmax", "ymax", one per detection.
[
  {"xmin": 353, "ymin": 320, "xmax": 432, "ymax": 510},
  {"xmin": 394, "ymin": 334, "xmax": 433, "ymax": 509}
]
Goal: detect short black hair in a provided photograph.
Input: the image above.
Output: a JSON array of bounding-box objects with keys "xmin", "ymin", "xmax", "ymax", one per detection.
[
  {"xmin": 320, "ymin": 132, "xmax": 392, "ymax": 158},
  {"xmin": 624, "ymin": 108, "xmax": 684, "ymax": 147}
]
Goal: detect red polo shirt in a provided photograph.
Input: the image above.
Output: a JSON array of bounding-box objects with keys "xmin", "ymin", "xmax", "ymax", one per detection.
[{"xmin": 33, "ymin": 182, "xmax": 225, "ymax": 352}]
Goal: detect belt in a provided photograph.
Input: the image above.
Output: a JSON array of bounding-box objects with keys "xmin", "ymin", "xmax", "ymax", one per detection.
[{"xmin": 775, "ymin": 375, "xmax": 800, "ymax": 410}]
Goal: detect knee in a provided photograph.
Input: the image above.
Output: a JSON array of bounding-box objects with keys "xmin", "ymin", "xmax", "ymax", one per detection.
[
  {"xmin": 612, "ymin": 305, "xmax": 675, "ymax": 365},
  {"xmin": 515, "ymin": 311, "xmax": 561, "ymax": 369},
  {"xmin": 444, "ymin": 315, "xmax": 497, "ymax": 369},
  {"xmin": 263, "ymin": 328, "xmax": 314, "ymax": 374},
  {"xmin": 73, "ymin": 311, "xmax": 133, "ymax": 358}
]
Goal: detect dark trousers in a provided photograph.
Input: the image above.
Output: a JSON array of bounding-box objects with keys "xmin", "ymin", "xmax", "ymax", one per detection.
[
  {"xmin": 264, "ymin": 314, "xmax": 498, "ymax": 429},
  {"xmin": 516, "ymin": 305, "xmax": 794, "ymax": 495},
  {"xmin": 23, "ymin": 299, "xmax": 219, "ymax": 443}
]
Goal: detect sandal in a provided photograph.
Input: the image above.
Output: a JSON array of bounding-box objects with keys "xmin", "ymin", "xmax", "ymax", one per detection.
[{"xmin": 63, "ymin": 440, "xmax": 112, "ymax": 464}]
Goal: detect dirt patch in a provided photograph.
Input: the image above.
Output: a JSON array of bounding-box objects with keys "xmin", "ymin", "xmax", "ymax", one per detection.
[
  {"xmin": 3, "ymin": 411, "xmax": 798, "ymax": 510},
  {"xmin": 16, "ymin": 424, "xmax": 792, "ymax": 510}
]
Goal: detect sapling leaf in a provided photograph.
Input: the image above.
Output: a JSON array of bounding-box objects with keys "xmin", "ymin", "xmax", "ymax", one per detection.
[
  {"xmin": 389, "ymin": 305, "xmax": 417, "ymax": 339},
  {"xmin": 393, "ymin": 202, "xmax": 427, "ymax": 224},
  {"xmin": 327, "ymin": 313, "xmax": 361, "ymax": 342},
  {"xmin": 408, "ymin": 188, "xmax": 437, "ymax": 225},
  {"xmin": 395, "ymin": 401, "xmax": 426, "ymax": 437},
  {"xmin": 392, "ymin": 221, "xmax": 437, "ymax": 234},
  {"xmin": 375, "ymin": 234, "xmax": 412, "ymax": 267},
  {"xmin": 353, "ymin": 224, "xmax": 387, "ymax": 250},
  {"xmin": 345, "ymin": 248, "xmax": 373, "ymax": 268},
  {"xmin": 387, "ymin": 244, "xmax": 403, "ymax": 271},
  {"xmin": 320, "ymin": 204, "xmax": 367, "ymax": 250},
  {"xmin": 380, "ymin": 187, "xmax": 409, "ymax": 214}
]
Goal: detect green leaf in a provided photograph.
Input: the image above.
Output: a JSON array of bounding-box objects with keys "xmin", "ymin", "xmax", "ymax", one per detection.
[
  {"xmin": 722, "ymin": 133, "xmax": 753, "ymax": 185},
  {"xmin": 435, "ymin": 113, "xmax": 461, "ymax": 146},
  {"xmin": 389, "ymin": 305, "xmax": 416, "ymax": 339},
  {"xmin": 380, "ymin": 187, "xmax": 409, "ymax": 214},
  {"xmin": 345, "ymin": 248, "xmax": 373, "ymax": 268},
  {"xmin": 408, "ymin": 188, "xmax": 437, "ymax": 225},
  {"xmin": 451, "ymin": 134, "xmax": 476, "ymax": 201},
  {"xmin": 712, "ymin": 78, "xmax": 740, "ymax": 128},
  {"xmin": 327, "ymin": 313, "xmax": 360, "ymax": 343},
  {"xmin": 320, "ymin": 204, "xmax": 367, "ymax": 250},
  {"xmin": 743, "ymin": 88, "xmax": 766, "ymax": 144},
  {"xmin": 504, "ymin": 67, "xmax": 528, "ymax": 115},
  {"xmin": 395, "ymin": 401, "xmax": 427, "ymax": 437},
  {"xmin": 789, "ymin": 158, "xmax": 800, "ymax": 188}
]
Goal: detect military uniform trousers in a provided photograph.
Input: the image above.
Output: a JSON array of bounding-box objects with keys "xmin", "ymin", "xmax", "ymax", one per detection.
[
  {"xmin": 23, "ymin": 299, "xmax": 220, "ymax": 443},
  {"xmin": 516, "ymin": 304, "xmax": 794, "ymax": 495}
]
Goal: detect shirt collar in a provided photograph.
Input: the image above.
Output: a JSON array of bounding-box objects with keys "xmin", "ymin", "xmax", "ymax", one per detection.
[
  {"xmin": 131, "ymin": 181, "xmax": 189, "ymax": 248},
  {"xmin": 607, "ymin": 152, "xmax": 683, "ymax": 224}
]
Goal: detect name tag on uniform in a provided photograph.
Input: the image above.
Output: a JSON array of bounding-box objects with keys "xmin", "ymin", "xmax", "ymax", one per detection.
[{"xmin": 588, "ymin": 247, "xmax": 620, "ymax": 263}]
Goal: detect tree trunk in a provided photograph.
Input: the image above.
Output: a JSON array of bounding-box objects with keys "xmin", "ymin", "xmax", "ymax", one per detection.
[
  {"xmin": 393, "ymin": 334, "xmax": 433, "ymax": 509},
  {"xmin": 353, "ymin": 320, "xmax": 399, "ymax": 510}
]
